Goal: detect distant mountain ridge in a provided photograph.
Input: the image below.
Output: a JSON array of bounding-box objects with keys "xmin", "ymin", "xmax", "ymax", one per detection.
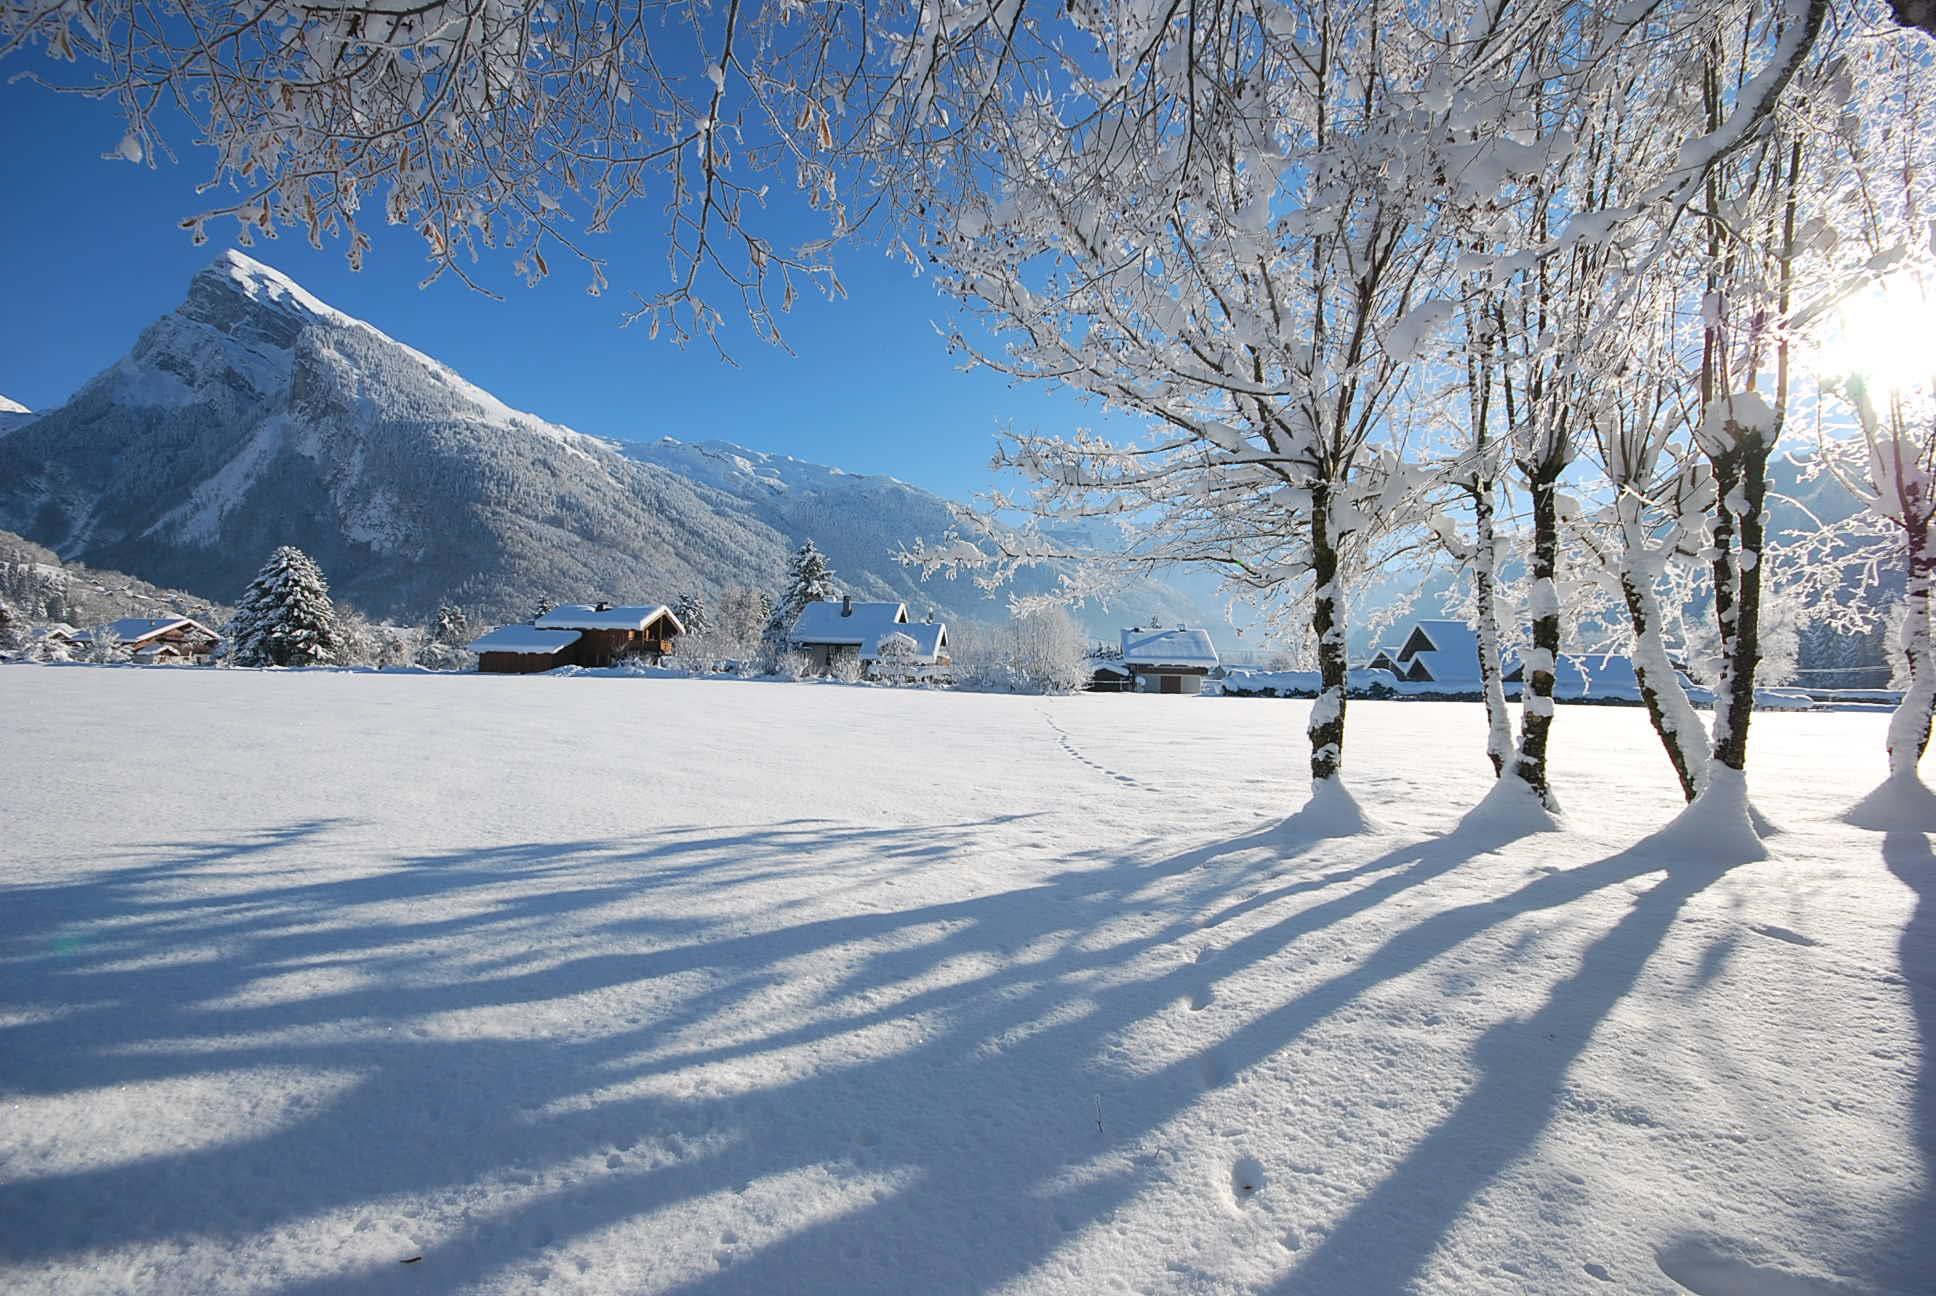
[{"xmin": 0, "ymin": 252, "xmax": 1214, "ymax": 635}]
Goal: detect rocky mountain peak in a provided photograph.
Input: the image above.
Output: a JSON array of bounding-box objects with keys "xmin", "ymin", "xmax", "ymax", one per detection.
[{"xmin": 177, "ymin": 250, "xmax": 345, "ymax": 352}]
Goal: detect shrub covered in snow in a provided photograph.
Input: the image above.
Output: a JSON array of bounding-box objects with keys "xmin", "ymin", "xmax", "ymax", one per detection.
[{"xmin": 952, "ymin": 608, "xmax": 1088, "ymax": 694}]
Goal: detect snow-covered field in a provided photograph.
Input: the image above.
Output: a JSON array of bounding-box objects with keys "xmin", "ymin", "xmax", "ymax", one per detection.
[{"xmin": 1, "ymin": 668, "xmax": 1928, "ymax": 1295}]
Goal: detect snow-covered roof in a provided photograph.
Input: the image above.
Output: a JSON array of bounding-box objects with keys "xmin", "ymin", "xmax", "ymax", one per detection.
[
  {"xmin": 95, "ymin": 616, "xmax": 219, "ymax": 645},
  {"xmin": 1121, "ymin": 626, "xmax": 1219, "ymax": 670},
  {"xmin": 791, "ymin": 601, "xmax": 912, "ymax": 654},
  {"xmin": 889, "ymin": 622, "xmax": 948, "ymax": 662},
  {"xmin": 470, "ymin": 626, "xmax": 583, "ymax": 655},
  {"xmin": 1392, "ymin": 619, "xmax": 1483, "ymax": 685},
  {"xmin": 534, "ymin": 604, "xmax": 682, "ymax": 633}
]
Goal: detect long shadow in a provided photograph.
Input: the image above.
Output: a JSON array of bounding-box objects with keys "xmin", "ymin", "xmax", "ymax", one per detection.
[
  {"xmin": 1881, "ymin": 827, "xmax": 1934, "ymax": 1296},
  {"xmin": 1270, "ymin": 849, "xmax": 1730, "ymax": 1293},
  {"xmin": 0, "ymin": 808, "xmax": 1462, "ymax": 1287},
  {"xmin": 0, "ymin": 806, "xmax": 1775, "ymax": 1294}
]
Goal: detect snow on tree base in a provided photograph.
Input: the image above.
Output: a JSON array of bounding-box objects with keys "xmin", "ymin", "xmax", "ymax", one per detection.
[
  {"xmin": 1459, "ymin": 773, "xmax": 1565, "ymax": 838},
  {"xmin": 1276, "ymin": 776, "xmax": 1386, "ymax": 838},
  {"xmin": 1842, "ymin": 771, "xmax": 1936, "ymax": 832},
  {"xmin": 1642, "ymin": 765, "xmax": 1770, "ymax": 864}
]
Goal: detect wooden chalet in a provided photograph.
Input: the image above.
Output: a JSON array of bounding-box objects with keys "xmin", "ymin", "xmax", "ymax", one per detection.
[
  {"xmin": 532, "ymin": 603, "xmax": 684, "ymax": 667},
  {"xmin": 81, "ymin": 616, "xmax": 221, "ymax": 663}
]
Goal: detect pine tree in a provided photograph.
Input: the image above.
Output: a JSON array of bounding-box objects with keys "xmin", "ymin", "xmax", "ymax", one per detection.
[
  {"xmin": 535, "ymin": 597, "xmax": 555, "ymax": 619},
  {"xmin": 0, "ymin": 597, "xmax": 18, "ymax": 652},
  {"xmin": 765, "ymin": 539, "xmax": 840, "ymax": 653},
  {"xmin": 431, "ymin": 603, "xmax": 471, "ymax": 647},
  {"xmin": 228, "ymin": 546, "xmax": 346, "ymax": 667},
  {"xmin": 673, "ymin": 590, "xmax": 708, "ymax": 638}
]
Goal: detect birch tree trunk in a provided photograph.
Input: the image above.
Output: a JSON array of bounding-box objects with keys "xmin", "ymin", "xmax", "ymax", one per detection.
[
  {"xmin": 1470, "ymin": 479, "xmax": 1516, "ymax": 776},
  {"xmin": 1513, "ymin": 470, "xmax": 1561, "ymax": 805},
  {"xmin": 1619, "ymin": 556, "xmax": 1710, "ymax": 801},
  {"xmin": 1889, "ymin": 512, "xmax": 1935, "ymax": 775},
  {"xmin": 1309, "ymin": 481, "xmax": 1348, "ymax": 785},
  {"xmin": 1710, "ymin": 437, "xmax": 1770, "ymax": 773}
]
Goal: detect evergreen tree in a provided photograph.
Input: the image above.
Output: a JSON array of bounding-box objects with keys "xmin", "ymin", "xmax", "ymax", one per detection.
[
  {"xmin": 764, "ymin": 539, "xmax": 840, "ymax": 653},
  {"xmin": 535, "ymin": 597, "xmax": 555, "ymax": 619},
  {"xmin": 431, "ymin": 603, "xmax": 472, "ymax": 647},
  {"xmin": 416, "ymin": 602, "xmax": 477, "ymax": 670},
  {"xmin": 228, "ymin": 546, "xmax": 346, "ymax": 667},
  {"xmin": 0, "ymin": 597, "xmax": 18, "ymax": 652},
  {"xmin": 673, "ymin": 590, "xmax": 709, "ymax": 638}
]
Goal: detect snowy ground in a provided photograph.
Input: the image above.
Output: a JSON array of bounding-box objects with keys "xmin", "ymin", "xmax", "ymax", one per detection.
[{"xmin": 0, "ymin": 667, "xmax": 1929, "ymax": 1296}]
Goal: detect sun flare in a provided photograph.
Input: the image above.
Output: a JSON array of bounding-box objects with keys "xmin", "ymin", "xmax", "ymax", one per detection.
[{"xmin": 1814, "ymin": 274, "xmax": 1935, "ymax": 396}]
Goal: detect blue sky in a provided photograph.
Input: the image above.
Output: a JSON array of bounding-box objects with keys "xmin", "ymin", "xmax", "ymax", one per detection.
[{"xmin": 0, "ymin": 73, "xmax": 1124, "ymax": 503}]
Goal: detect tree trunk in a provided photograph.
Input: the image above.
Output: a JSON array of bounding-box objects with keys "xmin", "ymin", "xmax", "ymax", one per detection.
[
  {"xmin": 1512, "ymin": 468, "xmax": 1560, "ymax": 805},
  {"xmin": 1470, "ymin": 479, "xmax": 1515, "ymax": 777},
  {"xmin": 1309, "ymin": 481, "xmax": 1348, "ymax": 784},
  {"xmin": 1620, "ymin": 560, "xmax": 1709, "ymax": 802},
  {"xmin": 1889, "ymin": 513, "xmax": 1935, "ymax": 776},
  {"xmin": 1711, "ymin": 438, "xmax": 1769, "ymax": 771}
]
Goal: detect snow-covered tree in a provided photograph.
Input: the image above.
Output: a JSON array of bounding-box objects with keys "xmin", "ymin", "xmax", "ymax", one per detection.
[
  {"xmin": 0, "ymin": 597, "xmax": 18, "ymax": 653},
  {"xmin": 86, "ymin": 628, "xmax": 131, "ymax": 664},
  {"xmin": 415, "ymin": 602, "xmax": 475, "ymax": 671},
  {"xmin": 673, "ymin": 591, "xmax": 709, "ymax": 639},
  {"xmin": 870, "ymin": 632, "xmax": 922, "ymax": 686},
  {"xmin": 764, "ymin": 540, "xmax": 838, "ymax": 658},
  {"xmin": 1572, "ymin": 331, "xmax": 1716, "ymax": 803},
  {"xmin": 0, "ymin": 0, "xmax": 1043, "ymax": 352},
  {"xmin": 710, "ymin": 585, "xmax": 770, "ymax": 662},
  {"xmin": 909, "ymin": 0, "xmax": 1453, "ymax": 815},
  {"xmin": 952, "ymin": 608, "xmax": 1088, "ymax": 695},
  {"xmin": 229, "ymin": 546, "xmax": 347, "ymax": 668}
]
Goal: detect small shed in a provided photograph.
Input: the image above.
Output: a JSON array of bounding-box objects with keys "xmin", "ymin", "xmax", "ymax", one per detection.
[
  {"xmin": 534, "ymin": 603, "xmax": 683, "ymax": 667},
  {"xmin": 1087, "ymin": 661, "xmax": 1133, "ymax": 693},
  {"xmin": 471, "ymin": 626, "xmax": 583, "ymax": 674},
  {"xmin": 1120, "ymin": 625, "xmax": 1220, "ymax": 694}
]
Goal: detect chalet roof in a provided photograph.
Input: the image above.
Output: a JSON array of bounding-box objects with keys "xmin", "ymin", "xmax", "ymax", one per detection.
[
  {"xmin": 791, "ymin": 600, "xmax": 914, "ymax": 655},
  {"xmin": 535, "ymin": 604, "xmax": 682, "ymax": 633},
  {"xmin": 470, "ymin": 626, "xmax": 583, "ymax": 655},
  {"xmin": 91, "ymin": 616, "xmax": 220, "ymax": 646},
  {"xmin": 1121, "ymin": 626, "xmax": 1219, "ymax": 670},
  {"xmin": 1393, "ymin": 619, "xmax": 1484, "ymax": 685},
  {"xmin": 888, "ymin": 622, "xmax": 948, "ymax": 662}
]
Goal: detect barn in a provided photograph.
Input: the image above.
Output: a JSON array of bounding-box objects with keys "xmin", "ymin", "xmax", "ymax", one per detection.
[
  {"xmin": 533, "ymin": 604, "xmax": 683, "ymax": 667},
  {"xmin": 470, "ymin": 626, "xmax": 583, "ymax": 674}
]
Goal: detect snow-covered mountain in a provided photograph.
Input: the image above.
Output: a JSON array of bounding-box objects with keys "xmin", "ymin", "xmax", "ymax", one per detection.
[
  {"xmin": 0, "ymin": 394, "xmax": 32, "ymax": 436},
  {"xmin": 623, "ymin": 436, "xmax": 1217, "ymax": 635},
  {"xmin": 0, "ymin": 252, "xmax": 1217, "ymax": 634}
]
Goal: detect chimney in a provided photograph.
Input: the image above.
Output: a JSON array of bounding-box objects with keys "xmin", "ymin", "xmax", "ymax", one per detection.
[
  {"xmin": 841, "ymin": 595, "xmax": 853, "ymax": 617},
  {"xmin": 595, "ymin": 600, "xmax": 611, "ymax": 612}
]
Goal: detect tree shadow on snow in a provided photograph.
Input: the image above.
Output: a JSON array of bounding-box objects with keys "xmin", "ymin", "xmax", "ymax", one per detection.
[
  {"xmin": 0, "ymin": 806, "xmax": 1882, "ymax": 1294},
  {"xmin": 1877, "ymin": 823, "xmax": 1935, "ymax": 1296}
]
